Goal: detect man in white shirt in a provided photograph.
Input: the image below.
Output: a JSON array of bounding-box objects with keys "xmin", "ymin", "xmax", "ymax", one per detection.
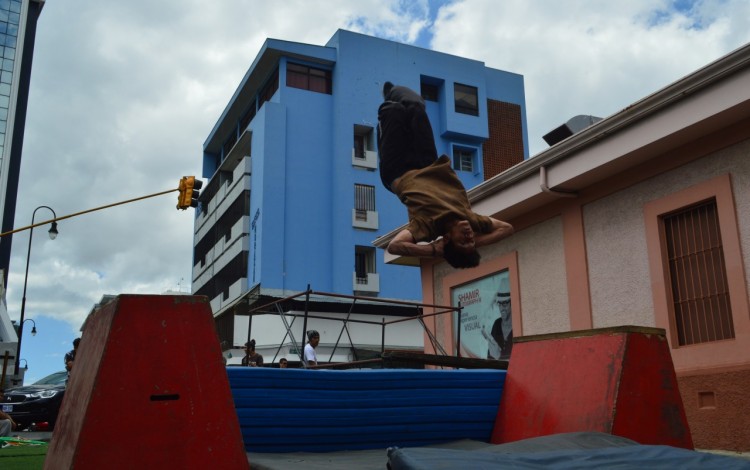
[{"xmin": 304, "ymin": 330, "xmax": 319, "ymax": 367}]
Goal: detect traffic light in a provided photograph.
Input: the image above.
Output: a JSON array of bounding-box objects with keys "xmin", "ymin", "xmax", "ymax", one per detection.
[{"xmin": 177, "ymin": 176, "xmax": 203, "ymax": 210}]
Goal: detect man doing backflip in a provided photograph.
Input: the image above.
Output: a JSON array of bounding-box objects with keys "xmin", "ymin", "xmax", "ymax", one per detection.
[{"xmin": 377, "ymin": 82, "xmax": 513, "ymax": 268}]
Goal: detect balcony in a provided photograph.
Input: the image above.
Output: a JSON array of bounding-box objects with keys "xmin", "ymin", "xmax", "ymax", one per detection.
[
  {"xmin": 352, "ymin": 209, "xmax": 378, "ymax": 230},
  {"xmin": 352, "ymin": 272, "xmax": 380, "ymax": 293},
  {"xmin": 209, "ymin": 276, "xmax": 248, "ymax": 316},
  {"xmin": 192, "ymin": 223, "xmax": 250, "ymax": 292},
  {"xmin": 352, "ymin": 148, "xmax": 377, "ymax": 169},
  {"xmin": 196, "ymin": 156, "xmax": 252, "ymax": 238}
]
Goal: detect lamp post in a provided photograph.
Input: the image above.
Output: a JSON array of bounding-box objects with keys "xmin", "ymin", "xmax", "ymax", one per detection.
[
  {"xmin": 21, "ymin": 318, "xmax": 37, "ymax": 336},
  {"xmin": 14, "ymin": 206, "xmax": 58, "ymax": 381}
]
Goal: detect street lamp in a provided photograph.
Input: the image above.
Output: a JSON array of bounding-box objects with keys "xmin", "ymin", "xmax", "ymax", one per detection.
[
  {"xmin": 19, "ymin": 359, "xmax": 28, "ymax": 370},
  {"xmin": 14, "ymin": 206, "xmax": 58, "ymax": 380},
  {"xmin": 22, "ymin": 318, "xmax": 37, "ymax": 336}
]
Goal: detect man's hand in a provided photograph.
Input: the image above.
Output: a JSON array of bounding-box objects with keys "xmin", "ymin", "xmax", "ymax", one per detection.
[
  {"xmin": 387, "ymin": 229, "xmax": 443, "ymax": 258},
  {"xmin": 475, "ymin": 218, "xmax": 514, "ymax": 248}
]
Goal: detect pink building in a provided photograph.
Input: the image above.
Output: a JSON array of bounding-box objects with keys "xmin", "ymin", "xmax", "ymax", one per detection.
[{"xmin": 376, "ymin": 42, "xmax": 750, "ymax": 451}]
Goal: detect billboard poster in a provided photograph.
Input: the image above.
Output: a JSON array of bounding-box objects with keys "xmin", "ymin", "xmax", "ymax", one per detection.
[{"xmin": 451, "ymin": 270, "xmax": 513, "ymax": 360}]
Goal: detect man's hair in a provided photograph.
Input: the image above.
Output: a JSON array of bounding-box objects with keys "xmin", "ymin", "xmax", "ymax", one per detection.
[
  {"xmin": 382, "ymin": 81, "xmax": 394, "ymax": 99},
  {"xmin": 73, "ymin": 338, "xmax": 81, "ymax": 347},
  {"xmin": 245, "ymin": 339, "xmax": 256, "ymax": 350},
  {"xmin": 443, "ymin": 241, "xmax": 481, "ymax": 269},
  {"xmin": 279, "ymin": 357, "xmax": 287, "ymax": 363},
  {"xmin": 307, "ymin": 330, "xmax": 320, "ymax": 341}
]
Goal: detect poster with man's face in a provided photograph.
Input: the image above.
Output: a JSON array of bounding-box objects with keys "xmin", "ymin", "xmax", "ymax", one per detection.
[{"xmin": 451, "ymin": 270, "xmax": 513, "ymax": 360}]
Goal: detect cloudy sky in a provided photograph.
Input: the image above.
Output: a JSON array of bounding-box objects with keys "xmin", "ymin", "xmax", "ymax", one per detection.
[{"xmin": 5, "ymin": 0, "xmax": 750, "ymax": 382}]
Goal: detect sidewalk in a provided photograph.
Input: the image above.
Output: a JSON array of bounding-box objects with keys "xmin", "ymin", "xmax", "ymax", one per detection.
[{"xmin": 11, "ymin": 431, "xmax": 53, "ymax": 443}]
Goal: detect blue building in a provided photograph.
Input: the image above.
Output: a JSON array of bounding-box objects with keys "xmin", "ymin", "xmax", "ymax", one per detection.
[{"xmin": 193, "ymin": 30, "xmax": 528, "ymax": 347}]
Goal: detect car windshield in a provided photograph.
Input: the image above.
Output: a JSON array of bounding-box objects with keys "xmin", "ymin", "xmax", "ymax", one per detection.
[{"xmin": 33, "ymin": 371, "xmax": 68, "ymax": 386}]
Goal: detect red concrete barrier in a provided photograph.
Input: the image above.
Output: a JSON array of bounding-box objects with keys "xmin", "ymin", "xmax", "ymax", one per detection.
[
  {"xmin": 45, "ymin": 295, "xmax": 249, "ymax": 470},
  {"xmin": 491, "ymin": 326, "xmax": 693, "ymax": 449}
]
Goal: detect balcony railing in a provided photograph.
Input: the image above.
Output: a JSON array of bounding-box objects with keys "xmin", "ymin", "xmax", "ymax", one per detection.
[
  {"xmin": 352, "ymin": 148, "xmax": 377, "ymax": 169},
  {"xmin": 352, "ymin": 272, "xmax": 380, "ymax": 293},
  {"xmin": 352, "ymin": 209, "xmax": 378, "ymax": 230}
]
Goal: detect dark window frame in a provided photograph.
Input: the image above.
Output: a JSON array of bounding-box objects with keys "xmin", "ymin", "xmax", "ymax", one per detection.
[
  {"xmin": 454, "ymin": 82, "xmax": 478, "ymax": 116},
  {"xmin": 354, "ymin": 245, "xmax": 376, "ymax": 282},
  {"xmin": 452, "ymin": 146, "xmax": 476, "ymax": 172},
  {"xmin": 662, "ymin": 199, "xmax": 735, "ymax": 346},
  {"xmin": 259, "ymin": 68, "xmax": 279, "ymax": 104},
  {"xmin": 421, "ymin": 82, "xmax": 439, "ymax": 102},
  {"xmin": 354, "ymin": 183, "xmax": 376, "ymax": 220},
  {"xmin": 286, "ymin": 62, "xmax": 332, "ymax": 95}
]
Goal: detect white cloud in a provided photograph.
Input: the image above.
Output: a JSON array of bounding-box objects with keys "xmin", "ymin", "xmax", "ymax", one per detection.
[
  {"xmin": 430, "ymin": 0, "xmax": 750, "ymax": 154},
  {"xmin": 6, "ymin": 0, "xmax": 436, "ymax": 334}
]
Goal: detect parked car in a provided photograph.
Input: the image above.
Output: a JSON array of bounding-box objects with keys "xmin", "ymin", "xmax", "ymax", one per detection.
[{"xmin": 2, "ymin": 370, "xmax": 68, "ymax": 431}]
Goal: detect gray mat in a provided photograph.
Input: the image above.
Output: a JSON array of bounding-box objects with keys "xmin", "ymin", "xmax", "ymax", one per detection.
[{"xmin": 388, "ymin": 442, "xmax": 750, "ymax": 470}]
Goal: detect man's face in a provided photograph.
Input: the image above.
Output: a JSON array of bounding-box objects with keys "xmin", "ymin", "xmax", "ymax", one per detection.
[
  {"xmin": 447, "ymin": 220, "xmax": 476, "ymax": 253},
  {"xmin": 310, "ymin": 336, "xmax": 320, "ymax": 347},
  {"xmin": 279, "ymin": 360, "xmax": 288, "ymax": 368},
  {"xmin": 496, "ymin": 293, "xmax": 511, "ymax": 319}
]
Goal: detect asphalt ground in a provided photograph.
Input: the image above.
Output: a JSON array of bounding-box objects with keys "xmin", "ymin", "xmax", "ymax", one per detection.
[{"xmin": 12, "ymin": 431, "xmax": 749, "ymax": 468}]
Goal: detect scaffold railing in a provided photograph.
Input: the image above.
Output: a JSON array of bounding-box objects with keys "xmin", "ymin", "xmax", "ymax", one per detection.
[{"xmin": 237, "ymin": 286, "xmax": 507, "ymax": 370}]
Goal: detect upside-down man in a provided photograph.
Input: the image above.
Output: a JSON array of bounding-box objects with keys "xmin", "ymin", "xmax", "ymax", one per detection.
[{"xmin": 377, "ymin": 81, "xmax": 513, "ymax": 268}]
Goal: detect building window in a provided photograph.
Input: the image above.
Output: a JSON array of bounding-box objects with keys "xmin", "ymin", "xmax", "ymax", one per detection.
[
  {"xmin": 259, "ymin": 68, "xmax": 279, "ymax": 104},
  {"xmin": 421, "ymin": 82, "xmax": 439, "ymax": 102},
  {"xmin": 454, "ymin": 83, "xmax": 478, "ymax": 116},
  {"xmin": 453, "ymin": 146, "xmax": 475, "ymax": 172},
  {"xmin": 645, "ymin": 174, "xmax": 750, "ymax": 368},
  {"xmin": 286, "ymin": 63, "xmax": 332, "ymax": 94},
  {"xmin": 354, "ymin": 184, "xmax": 375, "ymax": 221},
  {"xmin": 355, "ymin": 246, "xmax": 376, "ymax": 284},
  {"xmin": 239, "ymin": 105, "xmax": 256, "ymax": 133},
  {"xmin": 662, "ymin": 199, "xmax": 734, "ymax": 346},
  {"xmin": 353, "ymin": 134, "xmax": 366, "ymax": 160},
  {"xmin": 222, "ymin": 131, "xmax": 237, "ymax": 159},
  {"xmin": 352, "ymin": 125, "xmax": 377, "ymax": 170},
  {"xmin": 353, "ymin": 125, "xmax": 373, "ymax": 156}
]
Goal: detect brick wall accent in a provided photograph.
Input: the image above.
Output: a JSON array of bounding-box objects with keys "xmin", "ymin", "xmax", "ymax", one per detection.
[
  {"xmin": 483, "ymin": 100, "xmax": 524, "ymax": 180},
  {"xmin": 678, "ymin": 368, "xmax": 750, "ymax": 451}
]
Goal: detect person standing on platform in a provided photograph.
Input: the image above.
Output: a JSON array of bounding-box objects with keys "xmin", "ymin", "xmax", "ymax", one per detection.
[
  {"xmin": 241, "ymin": 339, "xmax": 264, "ymax": 367},
  {"xmin": 304, "ymin": 330, "xmax": 320, "ymax": 367}
]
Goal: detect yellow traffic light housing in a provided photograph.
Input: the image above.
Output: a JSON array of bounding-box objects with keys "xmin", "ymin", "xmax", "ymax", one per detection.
[{"xmin": 177, "ymin": 176, "xmax": 203, "ymax": 210}]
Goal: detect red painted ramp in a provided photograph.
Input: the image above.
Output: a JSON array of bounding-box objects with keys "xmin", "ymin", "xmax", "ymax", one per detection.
[
  {"xmin": 491, "ymin": 326, "xmax": 693, "ymax": 449},
  {"xmin": 45, "ymin": 295, "xmax": 249, "ymax": 470}
]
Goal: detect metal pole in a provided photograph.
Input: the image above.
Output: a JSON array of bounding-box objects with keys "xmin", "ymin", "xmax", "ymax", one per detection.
[
  {"xmin": 0, "ymin": 188, "xmax": 176, "ymax": 238},
  {"xmin": 246, "ymin": 309, "xmax": 253, "ymax": 344},
  {"xmin": 329, "ymin": 299, "xmax": 356, "ymax": 363},
  {"xmin": 301, "ymin": 284, "xmax": 311, "ymax": 367},
  {"xmin": 381, "ymin": 317, "xmax": 386, "ymax": 355},
  {"xmin": 14, "ymin": 206, "xmax": 56, "ymax": 381},
  {"xmin": 456, "ymin": 303, "xmax": 462, "ymax": 358}
]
